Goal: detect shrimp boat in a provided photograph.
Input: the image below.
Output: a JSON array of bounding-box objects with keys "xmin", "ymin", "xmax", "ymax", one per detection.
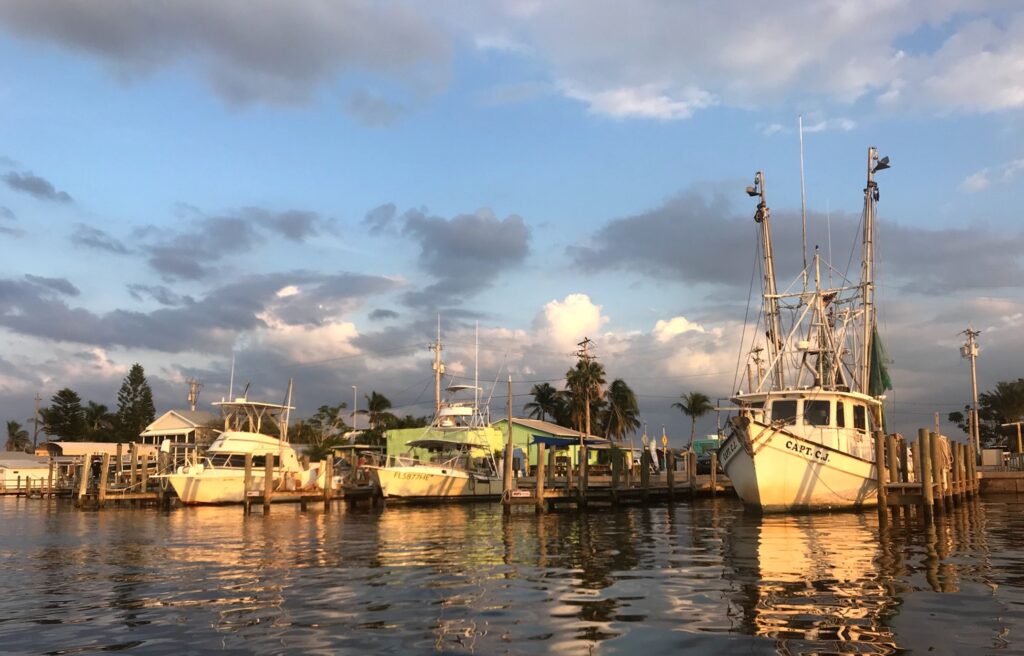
[
  {"xmin": 718, "ymin": 147, "xmax": 893, "ymax": 512},
  {"xmin": 160, "ymin": 382, "xmax": 319, "ymax": 504},
  {"xmin": 369, "ymin": 322, "xmax": 503, "ymax": 502}
]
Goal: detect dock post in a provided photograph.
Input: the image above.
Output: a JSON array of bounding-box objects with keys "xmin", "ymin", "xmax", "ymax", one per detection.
[
  {"xmin": 666, "ymin": 449, "xmax": 675, "ymax": 501},
  {"xmin": 710, "ymin": 451, "xmax": 718, "ymax": 497},
  {"xmin": 874, "ymin": 431, "xmax": 888, "ymax": 512},
  {"xmin": 243, "ymin": 453, "xmax": 253, "ymax": 514},
  {"xmin": 98, "ymin": 453, "xmax": 111, "ymax": 508},
  {"xmin": 129, "ymin": 443, "xmax": 138, "ymax": 490},
  {"xmin": 546, "ymin": 446, "xmax": 555, "ymax": 489},
  {"xmin": 323, "ymin": 454, "xmax": 333, "ymax": 512},
  {"xmin": 140, "ymin": 452, "xmax": 149, "ymax": 494},
  {"xmin": 689, "ymin": 451, "xmax": 697, "ymax": 494},
  {"xmin": 157, "ymin": 451, "xmax": 169, "ymax": 507},
  {"xmin": 917, "ymin": 429, "xmax": 934, "ymax": 517},
  {"xmin": 886, "ymin": 433, "xmax": 899, "ymax": 486},
  {"xmin": 640, "ymin": 450, "xmax": 650, "ymax": 503},
  {"xmin": 899, "ymin": 437, "xmax": 909, "ymax": 483},
  {"xmin": 47, "ymin": 457, "xmax": 55, "ymax": 497},
  {"xmin": 535, "ymin": 442, "xmax": 546, "ymax": 514},
  {"xmin": 910, "ymin": 439, "xmax": 921, "ymax": 483},
  {"xmin": 503, "ymin": 376, "xmax": 514, "ymax": 515},
  {"xmin": 263, "ymin": 453, "xmax": 274, "ymax": 514},
  {"xmin": 610, "ymin": 444, "xmax": 620, "ymax": 490},
  {"xmin": 76, "ymin": 456, "xmax": 90, "ymax": 506},
  {"xmin": 929, "ymin": 432, "xmax": 946, "ymax": 511},
  {"xmin": 116, "ymin": 443, "xmax": 123, "ymax": 478},
  {"xmin": 968, "ymin": 447, "xmax": 978, "ymax": 495},
  {"xmin": 957, "ymin": 443, "xmax": 967, "ymax": 502}
]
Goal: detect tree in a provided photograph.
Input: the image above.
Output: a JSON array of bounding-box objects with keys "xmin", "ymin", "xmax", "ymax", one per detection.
[
  {"xmin": 603, "ymin": 379, "xmax": 641, "ymax": 441},
  {"xmin": 363, "ymin": 391, "xmax": 395, "ymax": 431},
  {"xmin": 5, "ymin": 421, "xmax": 30, "ymax": 452},
  {"xmin": 45, "ymin": 388, "xmax": 86, "ymax": 440},
  {"xmin": 524, "ymin": 383, "xmax": 560, "ymax": 422},
  {"xmin": 84, "ymin": 401, "xmax": 116, "ymax": 441},
  {"xmin": 673, "ymin": 391, "xmax": 714, "ymax": 448},
  {"xmin": 305, "ymin": 403, "xmax": 349, "ymax": 444},
  {"xmin": 115, "ymin": 363, "xmax": 156, "ymax": 442},
  {"xmin": 950, "ymin": 378, "xmax": 1024, "ymax": 449},
  {"xmin": 565, "ymin": 359, "xmax": 606, "ymax": 433}
]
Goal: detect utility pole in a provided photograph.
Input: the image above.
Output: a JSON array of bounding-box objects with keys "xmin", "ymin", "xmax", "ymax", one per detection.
[
  {"xmin": 33, "ymin": 392, "xmax": 41, "ymax": 449},
  {"xmin": 576, "ymin": 337, "xmax": 595, "ymax": 495},
  {"xmin": 186, "ymin": 378, "xmax": 203, "ymax": 412},
  {"xmin": 961, "ymin": 328, "xmax": 981, "ymax": 458},
  {"xmin": 429, "ymin": 315, "xmax": 444, "ymax": 415}
]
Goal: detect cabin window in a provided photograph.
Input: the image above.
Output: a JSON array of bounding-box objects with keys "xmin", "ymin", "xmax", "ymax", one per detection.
[
  {"xmin": 804, "ymin": 400, "xmax": 830, "ymax": 426},
  {"xmin": 771, "ymin": 400, "xmax": 798, "ymax": 425},
  {"xmin": 836, "ymin": 402, "xmax": 846, "ymax": 428},
  {"xmin": 252, "ymin": 455, "xmax": 266, "ymax": 469},
  {"xmin": 853, "ymin": 405, "xmax": 867, "ymax": 431}
]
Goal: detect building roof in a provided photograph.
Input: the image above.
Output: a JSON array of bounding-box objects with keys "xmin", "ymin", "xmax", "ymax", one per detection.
[
  {"xmin": 493, "ymin": 417, "xmax": 606, "ymax": 441},
  {"xmin": 141, "ymin": 409, "xmax": 218, "ymax": 437},
  {"xmin": 41, "ymin": 442, "xmax": 160, "ymax": 457}
]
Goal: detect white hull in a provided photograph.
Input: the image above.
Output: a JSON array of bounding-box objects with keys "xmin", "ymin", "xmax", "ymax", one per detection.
[
  {"xmin": 720, "ymin": 421, "xmax": 878, "ymax": 512},
  {"xmin": 371, "ymin": 465, "xmax": 501, "ymax": 501},
  {"xmin": 164, "ymin": 470, "xmax": 257, "ymax": 505}
]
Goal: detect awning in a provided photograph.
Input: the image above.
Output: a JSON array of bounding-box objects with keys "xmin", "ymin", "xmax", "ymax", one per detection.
[
  {"xmin": 529, "ymin": 434, "xmax": 609, "ymax": 448},
  {"xmin": 140, "ymin": 428, "xmax": 198, "ymax": 437}
]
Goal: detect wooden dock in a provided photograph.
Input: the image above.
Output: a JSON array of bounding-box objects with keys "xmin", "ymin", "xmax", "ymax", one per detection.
[
  {"xmin": 504, "ymin": 448, "xmax": 731, "ymax": 513},
  {"xmin": 875, "ymin": 428, "xmax": 979, "ymax": 519}
]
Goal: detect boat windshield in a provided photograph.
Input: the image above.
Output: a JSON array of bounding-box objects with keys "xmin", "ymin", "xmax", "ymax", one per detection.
[{"xmin": 207, "ymin": 453, "xmax": 268, "ymax": 469}]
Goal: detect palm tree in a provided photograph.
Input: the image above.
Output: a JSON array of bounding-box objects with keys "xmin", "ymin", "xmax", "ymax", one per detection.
[
  {"xmin": 524, "ymin": 383, "xmax": 560, "ymax": 422},
  {"xmin": 84, "ymin": 401, "xmax": 116, "ymax": 440},
  {"xmin": 603, "ymin": 379, "xmax": 640, "ymax": 441},
  {"xmin": 673, "ymin": 391, "xmax": 714, "ymax": 448},
  {"xmin": 5, "ymin": 421, "xmax": 31, "ymax": 452},
  {"xmin": 364, "ymin": 391, "xmax": 395, "ymax": 431},
  {"xmin": 565, "ymin": 359, "xmax": 606, "ymax": 433}
]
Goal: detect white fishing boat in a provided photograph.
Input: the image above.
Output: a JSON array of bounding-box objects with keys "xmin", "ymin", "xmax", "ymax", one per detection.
[
  {"xmin": 160, "ymin": 382, "xmax": 319, "ymax": 504},
  {"xmin": 369, "ymin": 322, "xmax": 503, "ymax": 502},
  {"xmin": 719, "ymin": 147, "xmax": 893, "ymax": 512}
]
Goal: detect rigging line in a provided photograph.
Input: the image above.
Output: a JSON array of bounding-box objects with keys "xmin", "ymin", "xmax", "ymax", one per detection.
[{"xmin": 733, "ymin": 224, "xmax": 762, "ymax": 394}]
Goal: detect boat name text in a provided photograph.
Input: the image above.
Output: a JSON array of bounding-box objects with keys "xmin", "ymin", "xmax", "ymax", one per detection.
[{"xmin": 785, "ymin": 440, "xmax": 830, "ymax": 463}]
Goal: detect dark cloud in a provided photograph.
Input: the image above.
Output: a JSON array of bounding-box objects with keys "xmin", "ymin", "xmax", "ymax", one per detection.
[
  {"xmin": 344, "ymin": 90, "xmax": 405, "ymax": 127},
  {"xmin": 401, "ymin": 207, "xmax": 530, "ymax": 306},
  {"xmin": 570, "ymin": 190, "xmax": 1024, "ymax": 294},
  {"xmin": 0, "ymin": 1, "xmax": 450, "ymax": 107},
  {"xmin": 0, "ymin": 206, "xmax": 14, "ymax": 220},
  {"xmin": 2, "ymin": 171, "xmax": 72, "ymax": 203},
  {"xmin": 71, "ymin": 224, "xmax": 130, "ymax": 254},
  {"xmin": 363, "ymin": 203, "xmax": 397, "ymax": 235},
  {"xmin": 127, "ymin": 284, "xmax": 187, "ymax": 306},
  {"xmin": 24, "ymin": 274, "xmax": 79, "ymax": 296},
  {"xmin": 0, "ymin": 207, "xmax": 23, "ymax": 237},
  {"xmin": 0, "ymin": 270, "xmax": 399, "ymax": 353},
  {"xmin": 143, "ymin": 208, "xmax": 324, "ymax": 281},
  {"xmin": 369, "ymin": 308, "xmax": 399, "ymax": 321}
]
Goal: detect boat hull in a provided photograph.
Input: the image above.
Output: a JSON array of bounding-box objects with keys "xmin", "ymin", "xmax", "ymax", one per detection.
[
  {"xmin": 163, "ymin": 470, "xmax": 252, "ymax": 504},
  {"xmin": 720, "ymin": 420, "xmax": 878, "ymax": 512},
  {"xmin": 370, "ymin": 466, "xmax": 501, "ymax": 502}
]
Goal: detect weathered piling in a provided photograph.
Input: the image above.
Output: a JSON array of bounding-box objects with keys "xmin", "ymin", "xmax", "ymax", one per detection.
[
  {"xmin": 503, "ymin": 376, "xmax": 514, "ymax": 515},
  {"xmin": 929, "ymin": 431, "xmax": 945, "ymax": 511},
  {"xmin": 640, "ymin": 450, "xmax": 651, "ymax": 502},
  {"xmin": 47, "ymin": 458, "xmax": 55, "ymax": 497},
  {"xmin": 98, "ymin": 453, "xmax": 111, "ymax": 508},
  {"xmin": 899, "ymin": 437, "xmax": 909, "ymax": 483},
  {"xmin": 323, "ymin": 454, "xmax": 333, "ymax": 512},
  {"xmin": 263, "ymin": 453, "xmax": 274, "ymax": 514},
  {"xmin": 917, "ymin": 429, "xmax": 934, "ymax": 512},
  {"xmin": 666, "ymin": 449, "xmax": 675, "ymax": 501},
  {"xmin": 76, "ymin": 456, "xmax": 90, "ymax": 505},
  {"xmin": 129, "ymin": 443, "xmax": 138, "ymax": 489},
  {"xmin": 116, "ymin": 443, "xmax": 123, "ymax": 477},
  {"xmin": 886, "ymin": 433, "xmax": 899, "ymax": 486},
  {"xmin": 243, "ymin": 453, "xmax": 253, "ymax": 514},
  {"xmin": 535, "ymin": 443, "xmax": 546, "ymax": 514},
  {"xmin": 875, "ymin": 431, "xmax": 888, "ymax": 510},
  {"xmin": 710, "ymin": 451, "xmax": 718, "ymax": 496}
]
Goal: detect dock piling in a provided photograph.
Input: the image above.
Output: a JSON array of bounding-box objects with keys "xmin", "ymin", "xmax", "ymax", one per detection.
[
  {"xmin": 323, "ymin": 455, "xmax": 333, "ymax": 512},
  {"xmin": 243, "ymin": 453, "xmax": 253, "ymax": 514},
  {"xmin": 98, "ymin": 453, "xmax": 111, "ymax": 508},
  {"xmin": 263, "ymin": 453, "xmax": 274, "ymax": 514},
  {"xmin": 535, "ymin": 443, "xmax": 546, "ymax": 514}
]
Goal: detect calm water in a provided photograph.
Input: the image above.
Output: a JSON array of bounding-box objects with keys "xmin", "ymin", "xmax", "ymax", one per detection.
[{"xmin": 2, "ymin": 496, "xmax": 1023, "ymax": 655}]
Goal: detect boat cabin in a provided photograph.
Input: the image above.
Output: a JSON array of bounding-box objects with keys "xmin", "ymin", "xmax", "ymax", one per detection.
[{"xmin": 731, "ymin": 390, "xmax": 879, "ymax": 460}]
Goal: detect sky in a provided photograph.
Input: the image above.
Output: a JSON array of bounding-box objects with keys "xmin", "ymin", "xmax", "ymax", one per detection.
[{"xmin": 0, "ymin": 1, "xmax": 1022, "ymax": 445}]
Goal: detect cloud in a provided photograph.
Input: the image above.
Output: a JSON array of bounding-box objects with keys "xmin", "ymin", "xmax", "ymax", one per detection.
[
  {"xmin": 2, "ymin": 170, "xmax": 72, "ymax": 203},
  {"xmin": 454, "ymin": 2, "xmax": 1024, "ymax": 118},
  {"xmin": 363, "ymin": 202, "xmax": 398, "ymax": 235},
  {"xmin": 0, "ymin": 270, "xmax": 399, "ymax": 353},
  {"xmin": 570, "ymin": 189, "xmax": 1024, "ymax": 295},
  {"xmin": 369, "ymin": 308, "xmax": 399, "ymax": 320},
  {"xmin": 0, "ymin": 206, "xmax": 22, "ymax": 236},
  {"xmin": 0, "ymin": 0, "xmax": 451, "ymax": 108},
  {"xmin": 24, "ymin": 274, "xmax": 79, "ymax": 296},
  {"xmin": 959, "ymin": 159, "xmax": 1024, "ymax": 193},
  {"xmin": 532, "ymin": 293, "xmax": 608, "ymax": 354},
  {"xmin": 142, "ymin": 207, "xmax": 326, "ymax": 281},
  {"xmin": 126, "ymin": 284, "xmax": 186, "ymax": 306},
  {"xmin": 0, "ymin": 206, "xmax": 13, "ymax": 220},
  {"xmin": 71, "ymin": 224, "xmax": 130, "ymax": 254},
  {"xmin": 653, "ymin": 316, "xmax": 705, "ymax": 342},
  {"xmin": 401, "ymin": 206, "xmax": 530, "ymax": 305}
]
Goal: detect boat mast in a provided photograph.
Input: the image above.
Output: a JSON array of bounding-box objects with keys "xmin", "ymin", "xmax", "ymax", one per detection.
[
  {"xmin": 860, "ymin": 147, "xmax": 889, "ymax": 393},
  {"xmin": 799, "ymin": 116, "xmax": 808, "ymax": 292},
  {"xmin": 430, "ymin": 314, "xmax": 443, "ymax": 415},
  {"xmin": 747, "ymin": 172, "xmax": 784, "ymax": 389}
]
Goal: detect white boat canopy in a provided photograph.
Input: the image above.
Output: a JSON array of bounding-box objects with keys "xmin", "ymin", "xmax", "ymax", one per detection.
[{"xmin": 406, "ymin": 438, "xmax": 491, "ymax": 451}]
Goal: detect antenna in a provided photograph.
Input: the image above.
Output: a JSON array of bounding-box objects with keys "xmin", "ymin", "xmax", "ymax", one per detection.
[
  {"xmin": 826, "ymin": 198, "xmax": 833, "ymax": 288},
  {"xmin": 282, "ymin": 378, "xmax": 293, "ymax": 443},
  {"xmin": 799, "ymin": 115, "xmax": 808, "ymax": 291},
  {"xmin": 228, "ymin": 352, "xmax": 236, "ymax": 401},
  {"xmin": 474, "ymin": 321, "xmax": 480, "ymax": 418},
  {"xmin": 429, "ymin": 314, "xmax": 444, "ymax": 415}
]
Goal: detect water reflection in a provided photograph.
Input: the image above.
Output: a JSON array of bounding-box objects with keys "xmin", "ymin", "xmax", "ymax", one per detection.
[{"xmin": 1, "ymin": 497, "xmax": 1023, "ymax": 654}]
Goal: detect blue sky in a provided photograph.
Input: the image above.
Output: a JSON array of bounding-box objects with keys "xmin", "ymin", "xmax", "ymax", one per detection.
[{"xmin": 0, "ymin": 1, "xmax": 1021, "ymax": 442}]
